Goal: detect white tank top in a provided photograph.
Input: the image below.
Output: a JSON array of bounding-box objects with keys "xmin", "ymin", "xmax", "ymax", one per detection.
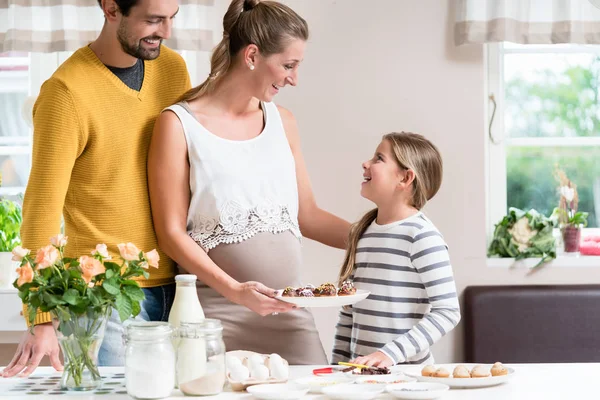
[{"xmin": 163, "ymin": 101, "xmax": 301, "ymax": 251}]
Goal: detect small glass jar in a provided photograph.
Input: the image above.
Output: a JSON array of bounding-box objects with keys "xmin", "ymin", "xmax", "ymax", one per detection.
[
  {"xmin": 124, "ymin": 321, "xmax": 176, "ymax": 399},
  {"xmin": 176, "ymin": 319, "xmax": 226, "ymax": 396}
]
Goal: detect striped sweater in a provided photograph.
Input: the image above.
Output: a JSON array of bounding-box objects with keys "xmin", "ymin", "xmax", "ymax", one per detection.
[{"xmin": 331, "ymin": 212, "xmax": 460, "ymax": 365}]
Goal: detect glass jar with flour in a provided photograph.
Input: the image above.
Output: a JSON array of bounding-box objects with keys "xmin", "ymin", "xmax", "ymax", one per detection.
[
  {"xmin": 124, "ymin": 321, "xmax": 176, "ymax": 399},
  {"xmin": 176, "ymin": 319, "xmax": 226, "ymax": 396}
]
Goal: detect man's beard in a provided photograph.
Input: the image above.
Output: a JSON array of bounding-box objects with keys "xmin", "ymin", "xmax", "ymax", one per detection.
[{"xmin": 117, "ymin": 22, "xmax": 162, "ymax": 60}]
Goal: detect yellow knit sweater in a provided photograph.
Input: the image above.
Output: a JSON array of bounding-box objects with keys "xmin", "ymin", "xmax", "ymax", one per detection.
[{"xmin": 22, "ymin": 45, "xmax": 190, "ymax": 325}]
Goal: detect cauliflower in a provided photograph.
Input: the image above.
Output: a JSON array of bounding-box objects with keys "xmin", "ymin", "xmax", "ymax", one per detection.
[{"xmin": 508, "ymin": 217, "xmax": 538, "ymax": 251}]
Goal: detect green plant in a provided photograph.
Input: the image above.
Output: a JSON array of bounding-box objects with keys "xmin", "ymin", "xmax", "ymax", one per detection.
[
  {"xmin": 0, "ymin": 198, "xmax": 22, "ymax": 252},
  {"xmin": 487, "ymin": 207, "xmax": 556, "ymax": 268},
  {"xmin": 12, "ymin": 236, "xmax": 159, "ymax": 387}
]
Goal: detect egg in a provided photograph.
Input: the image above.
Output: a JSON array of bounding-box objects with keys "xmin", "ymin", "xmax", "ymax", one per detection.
[
  {"xmin": 229, "ymin": 364, "xmax": 250, "ymax": 382},
  {"xmin": 250, "ymin": 364, "xmax": 270, "ymax": 381},
  {"xmin": 265, "ymin": 353, "xmax": 281, "ymax": 369},
  {"xmin": 226, "ymin": 355, "xmax": 242, "ymax": 370},
  {"xmin": 269, "ymin": 359, "xmax": 288, "ymax": 380},
  {"xmin": 249, "ymin": 354, "xmax": 264, "ymax": 367}
]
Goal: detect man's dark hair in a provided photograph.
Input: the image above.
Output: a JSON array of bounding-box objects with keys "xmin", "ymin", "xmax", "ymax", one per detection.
[{"xmin": 97, "ymin": 0, "xmax": 140, "ymax": 17}]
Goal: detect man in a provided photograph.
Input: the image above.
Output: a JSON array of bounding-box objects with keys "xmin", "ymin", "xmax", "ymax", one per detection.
[{"xmin": 1, "ymin": 0, "xmax": 190, "ymax": 377}]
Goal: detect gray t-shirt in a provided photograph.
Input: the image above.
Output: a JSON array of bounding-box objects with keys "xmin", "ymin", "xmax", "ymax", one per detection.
[{"xmin": 106, "ymin": 58, "xmax": 144, "ymax": 91}]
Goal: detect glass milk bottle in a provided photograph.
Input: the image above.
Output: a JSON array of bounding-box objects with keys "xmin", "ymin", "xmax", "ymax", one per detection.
[
  {"xmin": 168, "ymin": 274, "xmax": 205, "ymax": 387},
  {"xmin": 168, "ymin": 274, "xmax": 205, "ymax": 330},
  {"xmin": 124, "ymin": 321, "xmax": 176, "ymax": 399},
  {"xmin": 177, "ymin": 319, "xmax": 226, "ymax": 396}
]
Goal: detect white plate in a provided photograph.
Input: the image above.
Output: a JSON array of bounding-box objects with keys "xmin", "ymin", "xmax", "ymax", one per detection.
[
  {"xmin": 402, "ymin": 363, "xmax": 515, "ymax": 389},
  {"xmin": 355, "ymin": 374, "xmax": 417, "ymax": 385},
  {"xmin": 275, "ymin": 289, "xmax": 370, "ymax": 308},
  {"xmin": 294, "ymin": 375, "xmax": 355, "ymax": 393},
  {"xmin": 386, "ymin": 382, "xmax": 449, "ymax": 400},
  {"xmin": 246, "ymin": 383, "xmax": 310, "ymax": 400},
  {"xmin": 322, "ymin": 383, "xmax": 385, "ymax": 399}
]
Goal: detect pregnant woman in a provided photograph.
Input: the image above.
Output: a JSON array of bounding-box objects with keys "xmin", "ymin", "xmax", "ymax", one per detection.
[{"xmin": 147, "ymin": 0, "xmax": 350, "ymax": 364}]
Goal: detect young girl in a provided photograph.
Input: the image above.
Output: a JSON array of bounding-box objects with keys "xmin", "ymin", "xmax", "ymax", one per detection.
[{"xmin": 331, "ymin": 132, "xmax": 460, "ymax": 367}]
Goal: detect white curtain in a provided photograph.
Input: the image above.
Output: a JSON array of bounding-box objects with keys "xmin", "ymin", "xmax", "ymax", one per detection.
[
  {"xmin": 455, "ymin": 0, "xmax": 600, "ymax": 45},
  {"xmin": 0, "ymin": 0, "xmax": 216, "ymax": 52}
]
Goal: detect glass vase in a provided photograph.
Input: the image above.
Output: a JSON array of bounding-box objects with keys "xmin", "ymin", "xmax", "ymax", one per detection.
[{"xmin": 51, "ymin": 306, "xmax": 110, "ymax": 391}]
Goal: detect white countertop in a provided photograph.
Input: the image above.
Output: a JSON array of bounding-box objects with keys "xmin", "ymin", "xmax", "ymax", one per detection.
[{"xmin": 0, "ymin": 363, "xmax": 598, "ymax": 399}]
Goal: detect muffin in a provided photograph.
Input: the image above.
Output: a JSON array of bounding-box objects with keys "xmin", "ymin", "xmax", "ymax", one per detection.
[
  {"xmin": 281, "ymin": 286, "xmax": 297, "ymax": 297},
  {"xmin": 452, "ymin": 365, "xmax": 471, "ymax": 378},
  {"xmin": 433, "ymin": 367, "xmax": 450, "ymax": 378},
  {"xmin": 338, "ymin": 281, "xmax": 357, "ymax": 296},
  {"xmin": 491, "ymin": 362, "xmax": 508, "ymax": 376},
  {"xmin": 470, "ymin": 365, "xmax": 491, "ymax": 378},
  {"xmin": 421, "ymin": 365, "xmax": 436, "ymax": 377},
  {"xmin": 314, "ymin": 283, "xmax": 337, "ymax": 296}
]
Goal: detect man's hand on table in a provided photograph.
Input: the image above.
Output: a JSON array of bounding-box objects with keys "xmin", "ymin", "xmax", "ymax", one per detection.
[{"xmin": 1, "ymin": 323, "xmax": 63, "ymax": 378}]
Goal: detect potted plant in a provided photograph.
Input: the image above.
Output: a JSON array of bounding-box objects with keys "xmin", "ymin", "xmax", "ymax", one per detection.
[
  {"xmin": 552, "ymin": 168, "xmax": 588, "ymax": 254},
  {"xmin": 0, "ymin": 197, "xmax": 22, "ymax": 287},
  {"xmin": 12, "ymin": 236, "xmax": 159, "ymax": 391},
  {"xmin": 487, "ymin": 207, "xmax": 556, "ymax": 268}
]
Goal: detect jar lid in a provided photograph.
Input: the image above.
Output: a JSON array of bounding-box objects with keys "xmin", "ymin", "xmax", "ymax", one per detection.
[
  {"xmin": 175, "ymin": 274, "xmax": 198, "ymax": 282},
  {"xmin": 125, "ymin": 321, "xmax": 173, "ymax": 341},
  {"xmin": 179, "ymin": 319, "xmax": 223, "ymax": 338}
]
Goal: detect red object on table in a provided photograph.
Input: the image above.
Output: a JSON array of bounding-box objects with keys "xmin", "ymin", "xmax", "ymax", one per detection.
[
  {"xmin": 312, "ymin": 367, "xmax": 349, "ymax": 375},
  {"xmin": 580, "ymin": 236, "xmax": 600, "ymax": 255}
]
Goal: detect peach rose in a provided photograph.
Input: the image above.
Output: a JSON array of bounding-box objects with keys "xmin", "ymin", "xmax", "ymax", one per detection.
[
  {"xmin": 144, "ymin": 249, "xmax": 160, "ymax": 269},
  {"xmin": 35, "ymin": 245, "xmax": 60, "ymax": 270},
  {"xmin": 16, "ymin": 262, "xmax": 34, "ymax": 286},
  {"xmin": 92, "ymin": 243, "xmax": 111, "ymax": 259},
  {"xmin": 79, "ymin": 256, "xmax": 106, "ymax": 284},
  {"xmin": 117, "ymin": 243, "xmax": 141, "ymax": 261},
  {"xmin": 50, "ymin": 234, "xmax": 68, "ymax": 248},
  {"xmin": 11, "ymin": 246, "xmax": 30, "ymax": 262}
]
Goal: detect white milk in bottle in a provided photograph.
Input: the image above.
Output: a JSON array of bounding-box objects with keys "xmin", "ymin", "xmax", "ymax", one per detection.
[
  {"xmin": 169, "ymin": 274, "xmax": 205, "ymax": 387},
  {"xmin": 169, "ymin": 274, "xmax": 205, "ymax": 329}
]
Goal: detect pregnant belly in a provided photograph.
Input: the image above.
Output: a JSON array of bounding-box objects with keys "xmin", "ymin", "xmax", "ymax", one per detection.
[{"xmin": 203, "ymin": 230, "xmax": 303, "ymax": 289}]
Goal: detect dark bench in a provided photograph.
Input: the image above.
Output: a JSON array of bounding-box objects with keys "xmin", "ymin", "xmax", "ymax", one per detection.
[{"xmin": 463, "ymin": 285, "xmax": 600, "ymax": 363}]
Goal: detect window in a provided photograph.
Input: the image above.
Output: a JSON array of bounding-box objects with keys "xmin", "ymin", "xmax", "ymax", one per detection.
[
  {"xmin": 487, "ymin": 43, "xmax": 600, "ymax": 237},
  {"xmin": 0, "ymin": 52, "xmax": 31, "ymax": 200}
]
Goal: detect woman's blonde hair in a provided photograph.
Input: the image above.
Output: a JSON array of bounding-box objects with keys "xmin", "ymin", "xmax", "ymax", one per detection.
[
  {"xmin": 180, "ymin": 0, "xmax": 308, "ymax": 102},
  {"xmin": 338, "ymin": 132, "xmax": 443, "ymax": 285}
]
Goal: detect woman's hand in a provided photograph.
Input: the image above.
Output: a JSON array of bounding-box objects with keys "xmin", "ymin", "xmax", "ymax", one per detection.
[
  {"xmin": 352, "ymin": 351, "xmax": 395, "ymax": 368},
  {"xmin": 232, "ymin": 281, "xmax": 296, "ymax": 316}
]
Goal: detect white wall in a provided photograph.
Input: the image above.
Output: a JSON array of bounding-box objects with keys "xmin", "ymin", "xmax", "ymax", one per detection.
[{"xmin": 193, "ymin": 0, "xmax": 600, "ymax": 363}]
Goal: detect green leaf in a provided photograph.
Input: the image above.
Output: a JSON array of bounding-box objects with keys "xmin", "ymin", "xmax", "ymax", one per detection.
[
  {"xmin": 131, "ymin": 300, "xmax": 141, "ymax": 318},
  {"xmin": 103, "ymin": 279, "xmax": 120, "ymax": 295},
  {"xmin": 123, "ymin": 285, "xmax": 145, "ymax": 302},
  {"xmin": 105, "ymin": 269, "xmax": 115, "ymax": 279},
  {"xmin": 104, "ymin": 262, "xmax": 122, "ymax": 272},
  {"xmin": 0, "ymin": 199, "xmax": 22, "ymax": 252},
  {"xmin": 44, "ymin": 292, "xmax": 66, "ymax": 307},
  {"xmin": 27, "ymin": 306, "xmax": 37, "ymax": 327},
  {"xmin": 62, "ymin": 288, "xmax": 80, "ymax": 306},
  {"xmin": 115, "ymin": 293, "xmax": 132, "ymax": 322}
]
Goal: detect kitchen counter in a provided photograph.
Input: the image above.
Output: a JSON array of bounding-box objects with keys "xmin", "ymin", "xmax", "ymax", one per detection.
[{"xmin": 0, "ymin": 363, "xmax": 597, "ymax": 399}]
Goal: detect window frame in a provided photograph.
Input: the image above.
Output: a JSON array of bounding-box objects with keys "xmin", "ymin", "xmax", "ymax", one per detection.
[{"xmin": 486, "ymin": 43, "xmax": 600, "ymax": 246}]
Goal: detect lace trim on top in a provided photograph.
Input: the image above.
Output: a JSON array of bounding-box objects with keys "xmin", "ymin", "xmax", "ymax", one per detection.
[{"xmin": 189, "ymin": 200, "xmax": 301, "ymax": 251}]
